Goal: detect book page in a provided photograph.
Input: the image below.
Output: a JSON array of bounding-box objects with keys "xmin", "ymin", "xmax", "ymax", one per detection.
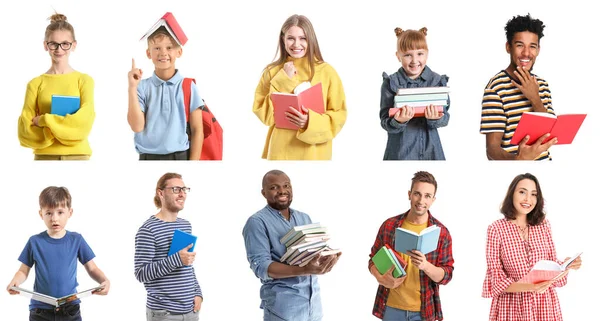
[{"xmin": 532, "ymin": 260, "xmax": 562, "ymax": 271}]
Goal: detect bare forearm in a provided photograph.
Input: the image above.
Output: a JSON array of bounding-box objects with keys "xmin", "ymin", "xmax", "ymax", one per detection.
[
  {"xmin": 11, "ymin": 270, "xmax": 28, "ymax": 285},
  {"xmin": 267, "ymin": 261, "xmax": 309, "ymax": 279},
  {"xmin": 423, "ymin": 263, "xmax": 445, "ymax": 283},
  {"xmin": 188, "ymin": 132, "xmax": 203, "ymax": 160},
  {"xmin": 87, "ymin": 266, "xmax": 108, "ymax": 284},
  {"xmin": 530, "ymin": 99, "xmax": 546, "ymax": 113},
  {"xmin": 486, "ymin": 145, "xmax": 517, "ymax": 160},
  {"xmin": 128, "ymin": 88, "xmax": 145, "ymax": 132},
  {"xmin": 504, "ymin": 282, "xmax": 533, "ymax": 293}
]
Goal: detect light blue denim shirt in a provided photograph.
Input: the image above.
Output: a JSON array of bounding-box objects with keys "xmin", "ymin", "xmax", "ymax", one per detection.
[
  {"xmin": 242, "ymin": 205, "xmax": 322, "ymax": 321},
  {"xmin": 379, "ymin": 66, "xmax": 450, "ymax": 160},
  {"xmin": 134, "ymin": 70, "xmax": 203, "ymax": 155}
]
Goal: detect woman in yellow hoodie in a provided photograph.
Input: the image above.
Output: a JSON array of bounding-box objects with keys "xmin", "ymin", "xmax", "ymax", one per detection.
[
  {"xmin": 253, "ymin": 14, "xmax": 347, "ymax": 160},
  {"xmin": 17, "ymin": 13, "xmax": 95, "ymax": 160}
]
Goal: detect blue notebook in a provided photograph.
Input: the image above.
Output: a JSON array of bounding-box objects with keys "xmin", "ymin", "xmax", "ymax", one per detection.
[
  {"xmin": 167, "ymin": 229, "xmax": 197, "ymax": 256},
  {"xmin": 394, "ymin": 225, "xmax": 441, "ymax": 255},
  {"xmin": 51, "ymin": 95, "xmax": 80, "ymax": 116}
]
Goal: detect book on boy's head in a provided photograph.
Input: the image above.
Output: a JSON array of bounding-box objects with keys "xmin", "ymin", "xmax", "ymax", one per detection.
[
  {"xmin": 394, "ymin": 225, "xmax": 441, "ymax": 255},
  {"xmin": 388, "ymin": 105, "xmax": 444, "ymax": 118},
  {"xmin": 396, "ymin": 86, "xmax": 451, "ymax": 96},
  {"xmin": 518, "ymin": 252, "xmax": 582, "ymax": 284},
  {"xmin": 371, "ymin": 246, "xmax": 406, "ymax": 278},
  {"xmin": 10, "ymin": 285, "xmax": 104, "ymax": 307},
  {"xmin": 51, "ymin": 95, "xmax": 80, "ymax": 116},
  {"xmin": 271, "ymin": 82, "xmax": 324, "ymax": 130},
  {"xmin": 510, "ymin": 112, "xmax": 587, "ymax": 145},
  {"xmin": 167, "ymin": 229, "xmax": 197, "ymax": 256},
  {"xmin": 140, "ymin": 12, "xmax": 188, "ymax": 46}
]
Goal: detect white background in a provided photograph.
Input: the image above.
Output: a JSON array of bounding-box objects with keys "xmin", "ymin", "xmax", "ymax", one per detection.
[{"xmin": 0, "ymin": 0, "xmax": 598, "ymax": 320}]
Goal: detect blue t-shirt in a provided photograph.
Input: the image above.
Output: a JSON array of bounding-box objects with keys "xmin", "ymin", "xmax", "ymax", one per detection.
[
  {"xmin": 18, "ymin": 231, "xmax": 95, "ymax": 310},
  {"xmin": 134, "ymin": 70, "xmax": 204, "ymax": 155}
]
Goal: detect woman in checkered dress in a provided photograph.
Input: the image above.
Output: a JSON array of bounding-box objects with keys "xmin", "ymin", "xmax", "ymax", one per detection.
[{"xmin": 482, "ymin": 173, "xmax": 582, "ymax": 321}]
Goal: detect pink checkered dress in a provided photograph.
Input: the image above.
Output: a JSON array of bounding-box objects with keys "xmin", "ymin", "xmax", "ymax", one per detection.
[{"xmin": 482, "ymin": 219, "xmax": 567, "ymax": 321}]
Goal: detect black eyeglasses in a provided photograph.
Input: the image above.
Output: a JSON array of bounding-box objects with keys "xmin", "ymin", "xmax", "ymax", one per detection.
[
  {"xmin": 46, "ymin": 42, "xmax": 73, "ymax": 50},
  {"xmin": 162, "ymin": 186, "xmax": 191, "ymax": 194}
]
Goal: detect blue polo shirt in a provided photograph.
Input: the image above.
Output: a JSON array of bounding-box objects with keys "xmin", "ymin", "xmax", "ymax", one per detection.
[{"xmin": 134, "ymin": 70, "xmax": 204, "ymax": 155}]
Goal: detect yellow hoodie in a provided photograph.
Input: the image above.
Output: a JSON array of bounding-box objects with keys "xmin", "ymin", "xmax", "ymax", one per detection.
[
  {"xmin": 253, "ymin": 57, "xmax": 347, "ymax": 160},
  {"xmin": 17, "ymin": 72, "xmax": 95, "ymax": 156}
]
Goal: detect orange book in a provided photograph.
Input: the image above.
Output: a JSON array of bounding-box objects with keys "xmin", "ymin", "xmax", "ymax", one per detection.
[
  {"xmin": 510, "ymin": 112, "xmax": 586, "ymax": 145},
  {"xmin": 270, "ymin": 83, "xmax": 324, "ymax": 130},
  {"xmin": 140, "ymin": 12, "xmax": 188, "ymax": 46},
  {"xmin": 388, "ymin": 105, "xmax": 444, "ymax": 118}
]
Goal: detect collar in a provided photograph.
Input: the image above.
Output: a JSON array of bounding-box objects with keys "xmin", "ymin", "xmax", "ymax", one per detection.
[
  {"xmin": 396, "ymin": 209, "xmax": 435, "ymax": 227},
  {"xmin": 150, "ymin": 69, "xmax": 183, "ymax": 86},
  {"xmin": 398, "ymin": 65, "xmax": 433, "ymax": 83},
  {"xmin": 265, "ymin": 205, "xmax": 295, "ymax": 220}
]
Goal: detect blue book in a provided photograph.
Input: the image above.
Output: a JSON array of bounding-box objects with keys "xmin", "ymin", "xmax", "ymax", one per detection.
[
  {"xmin": 167, "ymin": 229, "xmax": 197, "ymax": 256},
  {"xmin": 394, "ymin": 225, "xmax": 441, "ymax": 255},
  {"xmin": 51, "ymin": 95, "xmax": 80, "ymax": 116}
]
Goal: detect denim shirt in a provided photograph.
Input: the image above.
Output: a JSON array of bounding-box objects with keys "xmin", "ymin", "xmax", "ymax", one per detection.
[
  {"xmin": 242, "ymin": 205, "xmax": 322, "ymax": 321},
  {"xmin": 379, "ymin": 66, "xmax": 450, "ymax": 160}
]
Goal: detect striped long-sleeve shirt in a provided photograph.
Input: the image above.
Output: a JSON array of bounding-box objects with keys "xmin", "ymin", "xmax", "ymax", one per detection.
[
  {"xmin": 134, "ymin": 216, "xmax": 202, "ymax": 313},
  {"xmin": 480, "ymin": 70, "xmax": 554, "ymax": 160}
]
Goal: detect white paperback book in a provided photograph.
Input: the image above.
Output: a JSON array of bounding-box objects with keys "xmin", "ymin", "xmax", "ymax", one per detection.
[{"xmin": 10, "ymin": 286, "xmax": 104, "ymax": 307}]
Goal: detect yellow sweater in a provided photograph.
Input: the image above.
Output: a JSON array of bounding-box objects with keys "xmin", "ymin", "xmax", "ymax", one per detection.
[
  {"xmin": 253, "ymin": 57, "xmax": 347, "ymax": 160},
  {"xmin": 17, "ymin": 72, "xmax": 95, "ymax": 156}
]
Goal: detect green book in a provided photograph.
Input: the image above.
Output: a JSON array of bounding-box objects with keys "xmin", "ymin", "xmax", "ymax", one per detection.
[{"xmin": 372, "ymin": 246, "xmax": 403, "ymax": 278}]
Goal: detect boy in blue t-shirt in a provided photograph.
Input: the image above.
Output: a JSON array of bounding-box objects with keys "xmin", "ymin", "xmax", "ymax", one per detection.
[
  {"xmin": 6, "ymin": 186, "xmax": 110, "ymax": 321},
  {"xmin": 127, "ymin": 26, "xmax": 205, "ymax": 160}
]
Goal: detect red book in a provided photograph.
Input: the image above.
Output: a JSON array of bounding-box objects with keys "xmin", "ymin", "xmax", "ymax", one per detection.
[
  {"xmin": 384, "ymin": 244, "xmax": 407, "ymax": 270},
  {"xmin": 510, "ymin": 112, "xmax": 586, "ymax": 145},
  {"xmin": 271, "ymin": 83, "xmax": 324, "ymax": 130},
  {"xmin": 388, "ymin": 105, "xmax": 444, "ymax": 118},
  {"xmin": 518, "ymin": 253, "xmax": 581, "ymax": 284},
  {"xmin": 140, "ymin": 12, "xmax": 188, "ymax": 46}
]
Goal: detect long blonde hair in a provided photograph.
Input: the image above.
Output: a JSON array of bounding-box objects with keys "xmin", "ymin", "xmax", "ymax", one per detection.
[{"xmin": 266, "ymin": 15, "xmax": 324, "ymax": 79}]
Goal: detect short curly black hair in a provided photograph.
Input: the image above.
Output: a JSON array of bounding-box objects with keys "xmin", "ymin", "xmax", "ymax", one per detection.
[{"xmin": 505, "ymin": 13, "xmax": 545, "ymax": 44}]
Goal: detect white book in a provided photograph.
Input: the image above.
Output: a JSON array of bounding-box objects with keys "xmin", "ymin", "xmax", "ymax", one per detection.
[{"xmin": 10, "ymin": 286, "xmax": 104, "ymax": 307}]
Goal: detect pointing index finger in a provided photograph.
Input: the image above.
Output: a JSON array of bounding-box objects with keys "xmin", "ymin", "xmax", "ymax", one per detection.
[{"xmin": 132, "ymin": 58, "xmax": 136, "ymax": 70}]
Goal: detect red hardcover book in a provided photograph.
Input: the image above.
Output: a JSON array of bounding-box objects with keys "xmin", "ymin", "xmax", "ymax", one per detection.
[
  {"xmin": 384, "ymin": 244, "xmax": 407, "ymax": 270},
  {"xmin": 510, "ymin": 112, "xmax": 586, "ymax": 145},
  {"xmin": 140, "ymin": 12, "xmax": 188, "ymax": 46},
  {"xmin": 388, "ymin": 105, "xmax": 444, "ymax": 118},
  {"xmin": 271, "ymin": 83, "xmax": 324, "ymax": 130}
]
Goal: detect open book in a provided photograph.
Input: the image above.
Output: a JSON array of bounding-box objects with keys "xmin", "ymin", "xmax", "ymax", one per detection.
[
  {"xmin": 271, "ymin": 82, "xmax": 324, "ymax": 130},
  {"xmin": 510, "ymin": 112, "xmax": 586, "ymax": 145},
  {"xmin": 394, "ymin": 225, "xmax": 441, "ymax": 255},
  {"xmin": 51, "ymin": 95, "xmax": 80, "ymax": 116},
  {"xmin": 10, "ymin": 286, "xmax": 104, "ymax": 307},
  {"xmin": 518, "ymin": 252, "xmax": 582, "ymax": 284},
  {"xmin": 140, "ymin": 12, "xmax": 188, "ymax": 46}
]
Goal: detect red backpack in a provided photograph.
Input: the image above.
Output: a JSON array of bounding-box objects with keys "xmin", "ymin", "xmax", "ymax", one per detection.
[{"xmin": 182, "ymin": 78, "xmax": 223, "ymax": 160}]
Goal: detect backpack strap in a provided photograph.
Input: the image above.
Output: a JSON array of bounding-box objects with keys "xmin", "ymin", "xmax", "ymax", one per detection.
[{"xmin": 182, "ymin": 78, "xmax": 196, "ymax": 122}]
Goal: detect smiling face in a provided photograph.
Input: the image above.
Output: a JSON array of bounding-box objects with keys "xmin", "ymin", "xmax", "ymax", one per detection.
[
  {"xmin": 284, "ymin": 26, "xmax": 308, "ymax": 59},
  {"xmin": 397, "ymin": 48, "xmax": 428, "ymax": 79},
  {"xmin": 39, "ymin": 205, "xmax": 72, "ymax": 238},
  {"xmin": 407, "ymin": 181, "xmax": 436, "ymax": 217},
  {"xmin": 146, "ymin": 35, "xmax": 182, "ymax": 74},
  {"xmin": 262, "ymin": 173, "xmax": 293, "ymax": 212},
  {"xmin": 44, "ymin": 29, "xmax": 76, "ymax": 64},
  {"xmin": 159, "ymin": 178, "xmax": 187, "ymax": 213},
  {"xmin": 506, "ymin": 31, "xmax": 539, "ymax": 72},
  {"xmin": 512, "ymin": 178, "xmax": 538, "ymax": 217}
]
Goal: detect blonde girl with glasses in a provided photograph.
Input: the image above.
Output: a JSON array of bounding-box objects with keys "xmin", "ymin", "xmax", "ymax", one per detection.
[{"xmin": 17, "ymin": 13, "xmax": 95, "ymax": 160}]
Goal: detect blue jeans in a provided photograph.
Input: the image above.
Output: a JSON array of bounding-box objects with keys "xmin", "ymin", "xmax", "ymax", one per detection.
[
  {"xmin": 146, "ymin": 308, "xmax": 199, "ymax": 321},
  {"xmin": 29, "ymin": 304, "xmax": 81, "ymax": 321},
  {"xmin": 382, "ymin": 306, "xmax": 422, "ymax": 321}
]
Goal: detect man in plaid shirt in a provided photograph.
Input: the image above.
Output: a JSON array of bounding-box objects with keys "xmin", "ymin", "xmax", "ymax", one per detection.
[{"xmin": 368, "ymin": 171, "xmax": 454, "ymax": 321}]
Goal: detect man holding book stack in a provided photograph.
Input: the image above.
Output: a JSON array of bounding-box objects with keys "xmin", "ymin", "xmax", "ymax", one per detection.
[
  {"xmin": 369, "ymin": 171, "xmax": 453, "ymax": 321},
  {"xmin": 242, "ymin": 170, "xmax": 341, "ymax": 321}
]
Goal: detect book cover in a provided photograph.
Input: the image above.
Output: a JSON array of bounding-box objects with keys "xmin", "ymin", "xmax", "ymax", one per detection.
[
  {"xmin": 393, "ymin": 100, "xmax": 448, "ymax": 108},
  {"xmin": 140, "ymin": 12, "xmax": 188, "ymax": 46},
  {"xmin": 51, "ymin": 95, "xmax": 80, "ymax": 116},
  {"xmin": 281, "ymin": 226, "xmax": 327, "ymax": 246},
  {"xmin": 371, "ymin": 246, "xmax": 404, "ymax": 278},
  {"xmin": 394, "ymin": 225, "xmax": 441, "ymax": 255},
  {"xmin": 394, "ymin": 93, "xmax": 449, "ymax": 103},
  {"xmin": 388, "ymin": 105, "xmax": 444, "ymax": 118},
  {"xmin": 518, "ymin": 252, "xmax": 582, "ymax": 284},
  {"xmin": 396, "ymin": 86, "xmax": 450, "ymax": 96},
  {"xmin": 280, "ymin": 222, "xmax": 322, "ymax": 244},
  {"xmin": 10, "ymin": 286, "xmax": 104, "ymax": 307},
  {"xmin": 510, "ymin": 112, "xmax": 587, "ymax": 145},
  {"xmin": 167, "ymin": 229, "xmax": 197, "ymax": 256},
  {"xmin": 297, "ymin": 246, "xmax": 329, "ymax": 267},
  {"xmin": 286, "ymin": 234, "xmax": 330, "ymax": 248},
  {"xmin": 384, "ymin": 244, "xmax": 407, "ymax": 270},
  {"xmin": 271, "ymin": 82, "xmax": 324, "ymax": 130}
]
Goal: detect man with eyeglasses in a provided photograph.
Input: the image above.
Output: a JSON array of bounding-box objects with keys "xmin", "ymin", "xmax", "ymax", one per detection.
[{"xmin": 134, "ymin": 173, "xmax": 203, "ymax": 321}]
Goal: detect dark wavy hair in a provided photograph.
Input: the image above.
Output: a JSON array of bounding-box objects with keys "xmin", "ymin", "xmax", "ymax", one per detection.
[
  {"xmin": 500, "ymin": 173, "xmax": 545, "ymax": 226},
  {"xmin": 410, "ymin": 171, "xmax": 437, "ymax": 195},
  {"xmin": 505, "ymin": 13, "xmax": 545, "ymax": 44}
]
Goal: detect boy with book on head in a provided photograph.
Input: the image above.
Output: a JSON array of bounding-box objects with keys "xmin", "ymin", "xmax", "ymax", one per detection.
[
  {"xmin": 480, "ymin": 14, "xmax": 558, "ymax": 160},
  {"xmin": 134, "ymin": 173, "xmax": 203, "ymax": 320},
  {"xmin": 17, "ymin": 13, "xmax": 95, "ymax": 160},
  {"xmin": 368, "ymin": 171, "xmax": 453, "ymax": 321},
  {"xmin": 380, "ymin": 28, "xmax": 450, "ymax": 161},
  {"xmin": 242, "ymin": 170, "xmax": 342, "ymax": 321},
  {"xmin": 128, "ymin": 13, "xmax": 204, "ymax": 160},
  {"xmin": 6, "ymin": 186, "xmax": 110, "ymax": 321}
]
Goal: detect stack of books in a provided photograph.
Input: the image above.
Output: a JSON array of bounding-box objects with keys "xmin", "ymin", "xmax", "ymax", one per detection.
[
  {"xmin": 371, "ymin": 244, "xmax": 407, "ymax": 278},
  {"xmin": 279, "ymin": 223, "xmax": 339, "ymax": 267},
  {"xmin": 388, "ymin": 86, "xmax": 450, "ymax": 117}
]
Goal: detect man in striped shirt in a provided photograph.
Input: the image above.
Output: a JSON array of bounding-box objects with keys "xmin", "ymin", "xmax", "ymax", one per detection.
[
  {"xmin": 134, "ymin": 173, "xmax": 202, "ymax": 320},
  {"xmin": 480, "ymin": 14, "xmax": 558, "ymax": 160}
]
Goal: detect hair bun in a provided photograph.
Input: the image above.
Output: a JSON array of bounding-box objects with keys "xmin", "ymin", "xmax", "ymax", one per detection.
[
  {"xmin": 394, "ymin": 28, "xmax": 404, "ymax": 37},
  {"xmin": 49, "ymin": 13, "xmax": 67, "ymax": 23},
  {"xmin": 419, "ymin": 27, "xmax": 428, "ymax": 36}
]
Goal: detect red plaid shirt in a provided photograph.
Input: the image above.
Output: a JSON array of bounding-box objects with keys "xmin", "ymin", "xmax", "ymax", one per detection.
[{"xmin": 368, "ymin": 211, "xmax": 454, "ymax": 321}]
